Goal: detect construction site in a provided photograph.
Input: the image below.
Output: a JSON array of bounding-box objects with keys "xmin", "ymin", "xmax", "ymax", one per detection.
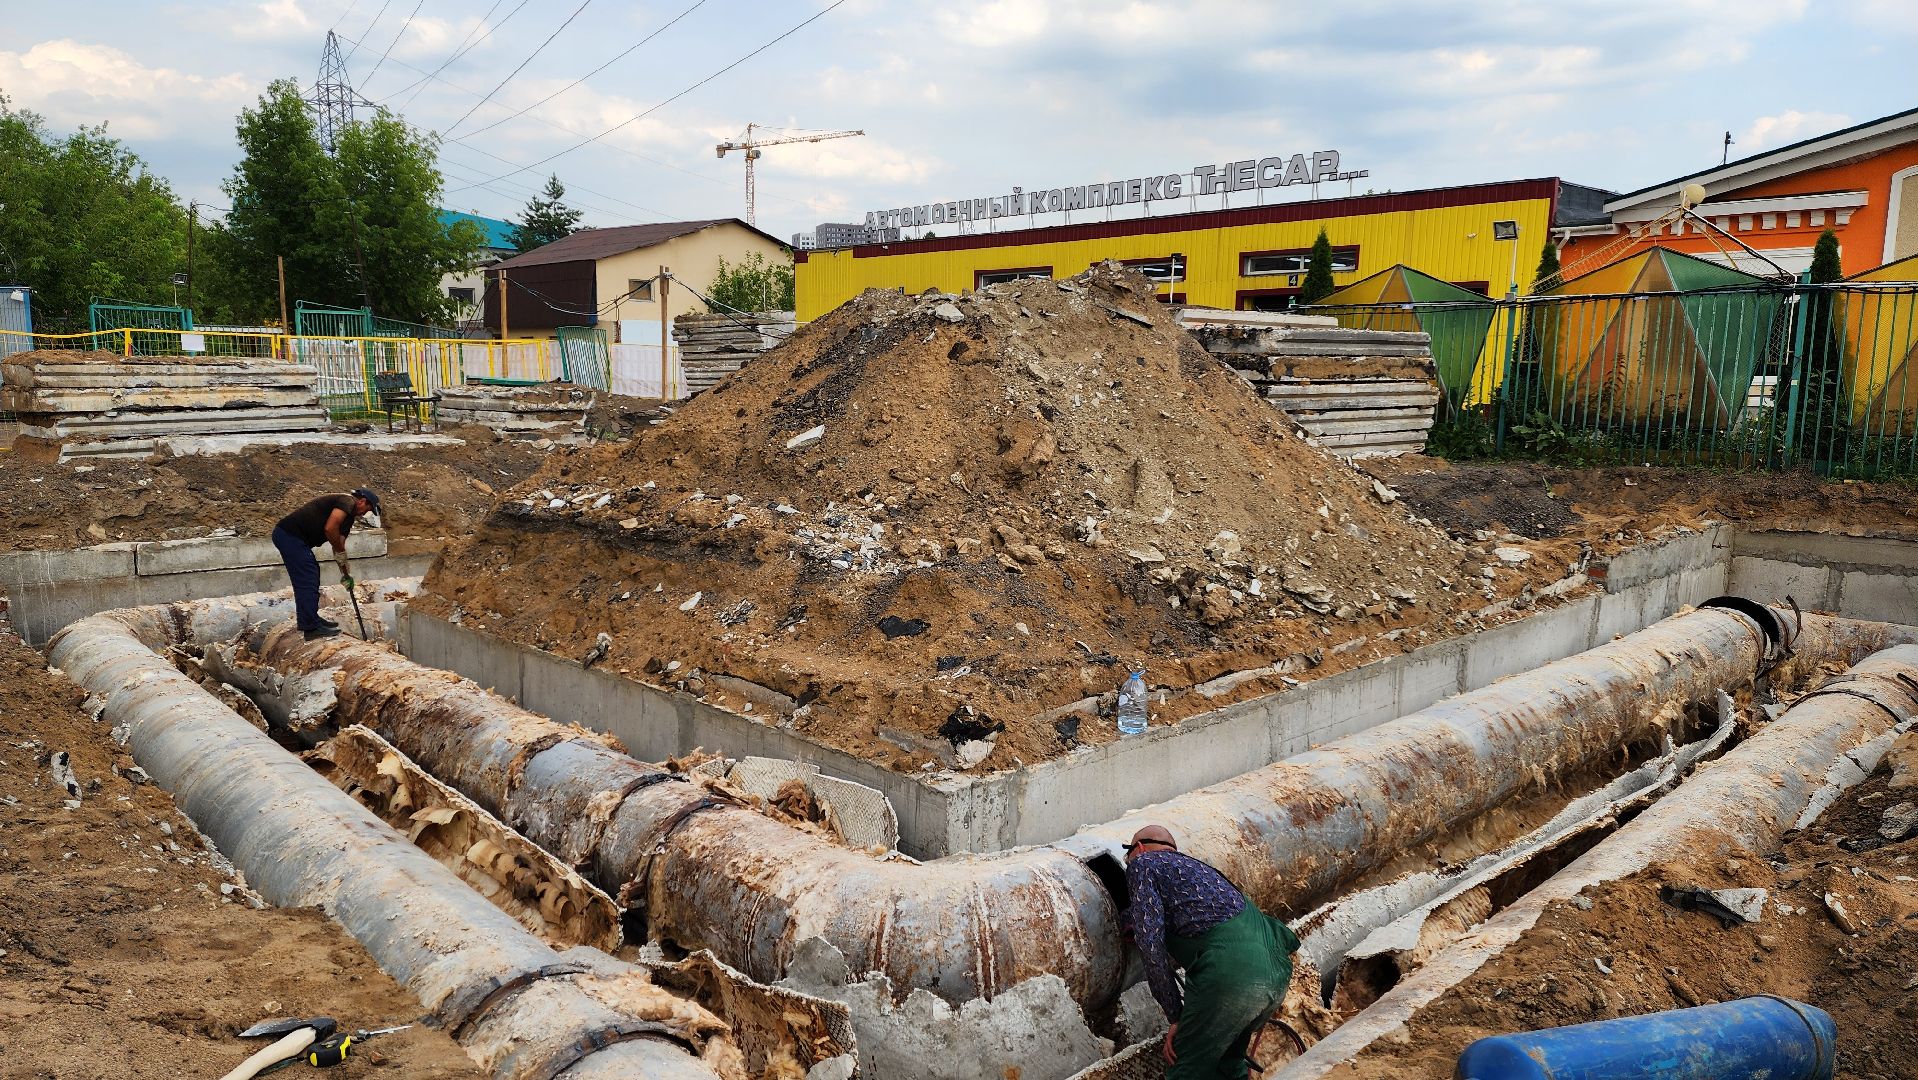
[{"xmin": 1, "ymin": 258, "xmax": 1915, "ymax": 1080}]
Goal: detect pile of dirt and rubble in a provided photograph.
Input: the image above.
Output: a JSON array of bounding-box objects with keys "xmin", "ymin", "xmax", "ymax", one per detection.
[
  {"xmin": 0, "ymin": 625, "xmax": 484, "ymax": 1078},
  {"xmin": 1328, "ymin": 724, "xmax": 1918, "ymax": 1080},
  {"xmin": 419, "ymin": 266, "xmax": 1573, "ymax": 771},
  {"xmin": 0, "ymin": 435, "xmax": 545, "ymax": 551}
]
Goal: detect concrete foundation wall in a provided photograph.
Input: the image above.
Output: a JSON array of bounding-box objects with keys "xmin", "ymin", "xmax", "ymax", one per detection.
[
  {"xmin": 1728, "ymin": 529, "xmax": 1918, "ymax": 623},
  {"xmin": 0, "ymin": 532, "xmax": 418, "ymax": 644}
]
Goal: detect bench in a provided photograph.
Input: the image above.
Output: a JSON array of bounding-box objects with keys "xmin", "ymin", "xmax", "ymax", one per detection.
[{"xmin": 372, "ymin": 370, "xmax": 442, "ymax": 432}]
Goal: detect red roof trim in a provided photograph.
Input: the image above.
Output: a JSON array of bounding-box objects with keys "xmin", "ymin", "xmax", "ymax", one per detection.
[{"xmin": 842, "ymin": 179, "xmax": 1561, "ymax": 259}]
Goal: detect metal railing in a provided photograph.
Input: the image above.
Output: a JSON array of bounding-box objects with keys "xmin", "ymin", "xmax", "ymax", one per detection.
[{"xmin": 1309, "ymin": 281, "xmax": 1918, "ymax": 478}]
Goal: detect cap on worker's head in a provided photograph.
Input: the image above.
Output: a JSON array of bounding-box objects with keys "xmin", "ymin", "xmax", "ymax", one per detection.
[
  {"xmin": 352, "ymin": 487, "xmax": 382, "ymax": 514},
  {"xmin": 1129, "ymin": 824, "xmax": 1176, "ymax": 850}
]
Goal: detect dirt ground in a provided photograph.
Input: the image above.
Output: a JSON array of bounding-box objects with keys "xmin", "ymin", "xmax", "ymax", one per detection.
[
  {"xmin": 0, "ymin": 626, "xmax": 484, "ymax": 1079},
  {"xmin": 1328, "ymin": 732, "xmax": 1918, "ymax": 1080},
  {"xmin": 420, "ymin": 267, "xmax": 1582, "ymax": 773},
  {"xmin": 1365, "ymin": 457, "xmax": 1918, "ymax": 551},
  {"xmin": 0, "ymin": 430, "xmax": 545, "ymax": 551}
]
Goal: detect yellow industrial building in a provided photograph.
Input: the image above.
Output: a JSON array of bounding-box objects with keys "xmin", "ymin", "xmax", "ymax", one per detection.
[{"xmin": 795, "ymin": 179, "xmax": 1602, "ymax": 321}]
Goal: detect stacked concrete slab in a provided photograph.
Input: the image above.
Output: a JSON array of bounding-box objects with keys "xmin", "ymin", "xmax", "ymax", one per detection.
[
  {"xmin": 1, "ymin": 353, "xmax": 326, "ymax": 460},
  {"xmin": 1180, "ymin": 310, "xmax": 1441, "ymax": 458},
  {"xmin": 673, "ymin": 311, "xmax": 795, "ymax": 395},
  {"xmin": 437, "ymin": 384, "xmax": 591, "ymax": 435}
]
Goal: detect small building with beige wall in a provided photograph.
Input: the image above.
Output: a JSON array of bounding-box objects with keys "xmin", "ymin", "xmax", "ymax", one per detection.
[{"xmin": 482, "ymin": 218, "xmax": 787, "ymax": 342}]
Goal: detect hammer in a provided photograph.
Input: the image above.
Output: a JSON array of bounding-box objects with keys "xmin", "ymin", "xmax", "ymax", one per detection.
[{"xmin": 223, "ymin": 1017, "xmax": 336, "ymax": 1080}]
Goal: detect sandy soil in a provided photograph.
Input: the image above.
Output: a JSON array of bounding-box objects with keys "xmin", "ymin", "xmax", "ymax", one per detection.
[
  {"xmin": 1328, "ymin": 730, "xmax": 1918, "ymax": 1080},
  {"xmin": 0, "ymin": 626, "xmax": 483, "ymax": 1079},
  {"xmin": 0, "ymin": 432, "xmax": 545, "ymax": 551},
  {"xmin": 419, "ymin": 267, "xmax": 1579, "ymax": 773}
]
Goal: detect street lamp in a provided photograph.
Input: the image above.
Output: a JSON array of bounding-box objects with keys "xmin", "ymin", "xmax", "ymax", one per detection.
[{"xmin": 1492, "ymin": 220, "xmax": 1520, "ymax": 299}]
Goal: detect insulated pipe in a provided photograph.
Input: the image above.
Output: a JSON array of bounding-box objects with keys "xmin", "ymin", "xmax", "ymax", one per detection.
[
  {"xmin": 232, "ymin": 597, "xmax": 1914, "ymax": 1012},
  {"xmin": 1278, "ymin": 644, "xmax": 1918, "ymax": 1079},
  {"xmin": 46, "ymin": 597, "xmax": 723, "ymax": 1080}
]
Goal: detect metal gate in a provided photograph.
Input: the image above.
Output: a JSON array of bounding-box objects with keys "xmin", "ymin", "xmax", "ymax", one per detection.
[
  {"xmin": 87, "ymin": 300, "xmax": 192, "ymax": 354},
  {"xmin": 555, "ymin": 326, "xmax": 611, "ymax": 391},
  {"xmin": 0, "ymin": 285, "xmax": 31, "ymax": 359}
]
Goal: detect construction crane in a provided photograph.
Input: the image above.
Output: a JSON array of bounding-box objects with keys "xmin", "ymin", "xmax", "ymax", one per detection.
[{"xmin": 716, "ymin": 124, "xmax": 865, "ymax": 224}]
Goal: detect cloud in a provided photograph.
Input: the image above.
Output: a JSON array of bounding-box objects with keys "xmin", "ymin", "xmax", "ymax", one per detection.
[
  {"xmin": 0, "ymin": 39, "xmax": 254, "ymax": 140},
  {"xmin": 1739, "ymin": 110, "xmax": 1852, "ymax": 150}
]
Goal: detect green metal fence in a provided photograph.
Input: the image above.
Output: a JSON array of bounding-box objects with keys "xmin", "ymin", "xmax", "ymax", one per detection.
[
  {"xmin": 1308, "ymin": 281, "xmax": 1918, "ymax": 479},
  {"xmin": 554, "ymin": 325, "xmax": 611, "ymax": 391},
  {"xmin": 87, "ymin": 300, "xmax": 192, "ymax": 354}
]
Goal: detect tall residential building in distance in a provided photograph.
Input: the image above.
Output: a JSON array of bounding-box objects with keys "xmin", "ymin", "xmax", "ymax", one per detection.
[{"xmin": 793, "ymin": 221, "xmax": 903, "ymax": 250}]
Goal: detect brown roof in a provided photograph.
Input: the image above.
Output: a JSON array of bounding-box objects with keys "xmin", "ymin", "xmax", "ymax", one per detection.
[{"xmin": 490, "ymin": 218, "xmax": 786, "ymax": 268}]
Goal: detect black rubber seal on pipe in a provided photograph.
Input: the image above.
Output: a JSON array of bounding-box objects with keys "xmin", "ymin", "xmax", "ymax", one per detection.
[
  {"xmin": 1698, "ymin": 596, "xmax": 1785, "ymax": 653},
  {"xmin": 619, "ymin": 797, "xmax": 728, "ymax": 943},
  {"xmin": 526, "ymin": 1020, "xmax": 698, "ymax": 1080}
]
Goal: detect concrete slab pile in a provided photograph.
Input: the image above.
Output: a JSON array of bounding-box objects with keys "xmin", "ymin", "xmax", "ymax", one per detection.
[
  {"xmin": 1184, "ymin": 324, "xmax": 1440, "ymax": 458},
  {"xmin": 672, "ymin": 311, "xmax": 796, "ymax": 395},
  {"xmin": 1, "ymin": 354, "xmax": 326, "ymax": 459},
  {"xmin": 438, "ymin": 384, "xmax": 593, "ymax": 435}
]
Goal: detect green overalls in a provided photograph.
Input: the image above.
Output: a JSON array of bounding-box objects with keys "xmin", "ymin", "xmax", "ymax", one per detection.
[{"xmin": 1163, "ymin": 901, "xmax": 1300, "ymax": 1080}]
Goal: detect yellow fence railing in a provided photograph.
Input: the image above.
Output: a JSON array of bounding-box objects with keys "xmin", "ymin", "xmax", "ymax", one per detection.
[{"xmin": 3, "ymin": 328, "xmax": 563, "ymax": 420}]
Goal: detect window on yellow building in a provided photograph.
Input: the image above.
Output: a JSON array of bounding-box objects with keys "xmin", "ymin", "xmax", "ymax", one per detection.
[
  {"xmin": 976, "ymin": 267, "xmax": 1053, "ymax": 288},
  {"xmin": 626, "ymin": 278, "xmax": 655, "ymax": 301},
  {"xmin": 1113, "ymin": 255, "xmax": 1186, "ymax": 283},
  {"xmin": 1242, "ymin": 246, "xmax": 1359, "ymax": 276}
]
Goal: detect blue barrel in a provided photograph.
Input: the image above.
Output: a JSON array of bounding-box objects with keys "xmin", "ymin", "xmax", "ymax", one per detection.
[{"xmin": 1455, "ymin": 996, "xmax": 1835, "ymax": 1080}]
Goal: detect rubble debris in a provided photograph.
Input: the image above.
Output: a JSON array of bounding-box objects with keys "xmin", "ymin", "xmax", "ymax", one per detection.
[{"xmin": 1659, "ymin": 884, "xmax": 1767, "ymax": 927}]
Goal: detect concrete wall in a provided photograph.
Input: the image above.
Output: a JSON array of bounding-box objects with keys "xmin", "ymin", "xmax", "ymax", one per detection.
[
  {"xmin": 0, "ymin": 531, "xmax": 426, "ymax": 644},
  {"xmin": 396, "ymin": 527, "xmax": 1735, "ymax": 858},
  {"xmin": 1728, "ymin": 529, "xmax": 1918, "ymax": 623}
]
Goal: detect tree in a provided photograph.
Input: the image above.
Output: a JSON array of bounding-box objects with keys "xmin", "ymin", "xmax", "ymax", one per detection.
[
  {"xmin": 216, "ymin": 82, "xmax": 481, "ymax": 327},
  {"xmin": 1297, "ymin": 228, "xmax": 1337, "ymax": 306},
  {"xmin": 1533, "ymin": 242, "xmax": 1561, "ymax": 290},
  {"xmin": 217, "ymin": 79, "xmax": 353, "ymax": 323},
  {"xmin": 707, "ymin": 251, "xmax": 795, "ymax": 313},
  {"xmin": 1794, "ymin": 228, "xmax": 1849, "ymax": 463},
  {"xmin": 332, "ymin": 109, "xmax": 483, "ymax": 325},
  {"xmin": 509, "ymin": 175, "xmax": 582, "ymax": 253},
  {"xmin": 0, "ymin": 94, "xmax": 190, "ymax": 325},
  {"xmin": 1808, "ymin": 227, "xmax": 1842, "ymax": 283}
]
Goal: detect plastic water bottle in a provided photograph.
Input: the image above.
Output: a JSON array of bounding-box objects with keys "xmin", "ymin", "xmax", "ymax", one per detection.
[{"xmin": 1117, "ymin": 671, "xmax": 1149, "ymax": 736}]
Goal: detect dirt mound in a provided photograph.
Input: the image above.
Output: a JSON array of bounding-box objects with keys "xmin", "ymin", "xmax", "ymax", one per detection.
[
  {"xmin": 420, "ymin": 266, "xmax": 1542, "ymax": 771},
  {"xmin": 0, "ymin": 627, "xmax": 483, "ymax": 1078}
]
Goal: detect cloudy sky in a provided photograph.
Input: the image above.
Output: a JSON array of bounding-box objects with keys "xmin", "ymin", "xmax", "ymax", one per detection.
[{"xmin": 3, "ymin": 0, "xmax": 1912, "ymax": 241}]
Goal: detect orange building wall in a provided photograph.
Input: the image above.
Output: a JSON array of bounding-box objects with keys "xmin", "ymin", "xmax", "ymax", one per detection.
[{"xmin": 1562, "ymin": 142, "xmax": 1918, "ymax": 277}]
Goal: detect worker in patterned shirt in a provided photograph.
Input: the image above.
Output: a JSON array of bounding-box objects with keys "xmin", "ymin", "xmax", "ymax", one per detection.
[{"xmin": 1123, "ymin": 824, "xmax": 1298, "ymax": 1079}]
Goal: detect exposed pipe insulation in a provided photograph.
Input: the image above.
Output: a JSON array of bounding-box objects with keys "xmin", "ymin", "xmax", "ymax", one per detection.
[
  {"xmin": 1276, "ymin": 645, "xmax": 1918, "ymax": 1079},
  {"xmin": 234, "ymin": 597, "xmax": 1913, "ymax": 1014},
  {"xmin": 46, "ymin": 593, "xmax": 726, "ymax": 1080}
]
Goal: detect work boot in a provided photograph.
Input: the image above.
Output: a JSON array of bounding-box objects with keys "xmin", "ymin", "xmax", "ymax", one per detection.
[
  {"xmin": 317, "ymin": 615, "xmax": 341, "ymax": 629},
  {"xmin": 304, "ymin": 625, "xmax": 342, "ymax": 640}
]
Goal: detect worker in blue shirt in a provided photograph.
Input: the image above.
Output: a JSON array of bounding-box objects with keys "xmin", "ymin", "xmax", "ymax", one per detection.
[{"xmin": 1124, "ymin": 824, "xmax": 1299, "ymax": 1078}]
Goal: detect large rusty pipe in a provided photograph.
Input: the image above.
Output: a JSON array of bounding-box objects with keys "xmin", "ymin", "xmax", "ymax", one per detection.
[
  {"xmin": 46, "ymin": 595, "xmax": 723, "ymax": 1080},
  {"xmin": 1277, "ymin": 644, "xmax": 1918, "ymax": 1078},
  {"xmin": 232, "ymin": 596, "xmax": 1913, "ymax": 1012}
]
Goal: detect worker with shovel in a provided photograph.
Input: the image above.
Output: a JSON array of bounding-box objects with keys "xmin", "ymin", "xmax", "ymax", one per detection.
[
  {"xmin": 272, "ymin": 487, "xmax": 381, "ymax": 640},
  {"xmin": 1124, "ymin": 824, "xmax": 1298, "ymax": 1079}
]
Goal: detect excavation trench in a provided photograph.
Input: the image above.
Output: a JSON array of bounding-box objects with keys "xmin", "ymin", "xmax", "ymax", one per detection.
[
  {"xmin": 48, "ymin": 586, "xmax": 1918, "ymax": 1079},
  {"xmin": 111, "ymin": 587, "xmax": 1905, "ymax": 1001},
  {"xmin": 43, "ymin": 584, "xmax": 731, "ymax": 1080}
]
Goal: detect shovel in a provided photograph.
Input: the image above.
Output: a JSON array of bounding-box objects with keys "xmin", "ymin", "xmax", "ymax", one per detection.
[{"xmin": 224, "ymin": 1017, "xmax": 336, "ymax": 1080}]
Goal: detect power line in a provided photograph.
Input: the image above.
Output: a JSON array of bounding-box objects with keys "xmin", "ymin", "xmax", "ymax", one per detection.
[
  {"xmin": 456, "ymin": 0, "xmax": 708, "ymax": 140},
  {"xmin": 447, "ymin": 0, "xmax": 848, "ymax": 193},
  {"xmin": 335, "ymin": 27, "xmax": 812, "ymax": 210},
  {"xmin": 385, "ymin": 0, "xmax": 522, "ymax": 109},
  {"xmin": 344, "ymin": 0, "xmax": 393, "ymax": 61},
  {"xmin": 436, "ymin": 154, "xmax": 665, "ymax": 224},
  {"xmin": 442, "ymin": 0, "xmax": 594, "ymax": 138},
  {"xmin": 440, "ymin": 144, "xmax": 680, "ymax": 219},
  {"xmin": 360, "ymin": 0, "xmax": 428, "ymax": 86},
  {"xmin": 330, "ymin": 0, "xmax": 363, "ymax": 31}
]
